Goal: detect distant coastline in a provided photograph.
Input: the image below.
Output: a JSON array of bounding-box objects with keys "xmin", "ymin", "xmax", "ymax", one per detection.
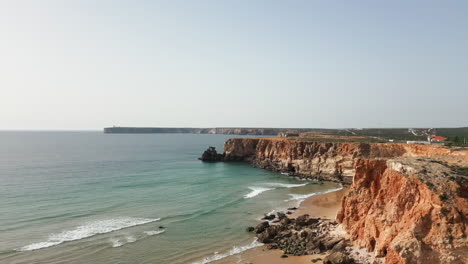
[
  {"xmin": 103, "ymin": 126, "xmax": 316, "ymax": 135},
  {"xmin": 103, "ymin": 127, "xmax": 468, "ymax": 146}
]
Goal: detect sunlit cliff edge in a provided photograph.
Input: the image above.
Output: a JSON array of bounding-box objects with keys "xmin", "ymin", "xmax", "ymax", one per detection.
[{"xmin": 212, "ymin": 137, "xmax": 468, "ymax": 263}]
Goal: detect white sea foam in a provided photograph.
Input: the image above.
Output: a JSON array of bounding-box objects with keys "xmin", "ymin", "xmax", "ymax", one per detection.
[
  {"xmin": 265, "ymin": 182, "xmax": 307, "ymax": 188},
  {"xmin": 111, "ymin": 235, "xmax": 137, "ymax": 248},
  {"xmin": 287, "ymin": 192, "xmax": 318, "ymax": 201},
  {"xmin": 110, "ymin": 238, "xmax": 124, "ymax": 248},
  {"xmin": 244, "ymin": 187, "xmax": 273, "ymax": 199},
  {"xmin": 286, "ymin": 187, "xmax": 343, "ymax": 202},
  {"xmin": 191, "ymin": 239, "xmax": 263, "ymax": 264},
  {"xmin": 256, "ymin": 208, "xmax": 278, "ymax": 222},
  {"xmin": 144, "ymin": 230, "xmax": 165, "ymax": 236},
  {"xmin": 19, "ymin": 217, "xmax": 160, "ymax": 251}
]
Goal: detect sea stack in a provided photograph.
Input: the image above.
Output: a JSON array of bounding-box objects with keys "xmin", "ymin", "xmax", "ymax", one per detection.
[{"xmin": 199, "ymin": 146, "xmax": 224, "ymax": 162}]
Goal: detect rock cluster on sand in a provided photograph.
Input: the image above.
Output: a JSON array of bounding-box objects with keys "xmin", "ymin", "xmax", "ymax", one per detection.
[
  {"xmin": 198, "ymin": 146, "xmax": 224, "ymax": 161},
  {"xmin": 261, "ymin": 214, "xmax": 276, "ymax": 220},
  {"xmin": 248, "ymin": 213, "xmax": 355, "ymax": 264}
]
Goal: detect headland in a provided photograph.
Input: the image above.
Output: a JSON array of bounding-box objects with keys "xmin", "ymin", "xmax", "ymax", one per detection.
[{"xmin": 200, "ymin": 134, "xmax": 468, "ymax": 264}]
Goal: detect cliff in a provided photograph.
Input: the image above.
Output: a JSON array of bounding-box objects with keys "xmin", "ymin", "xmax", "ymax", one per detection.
[
  {"xmin": 222, "ymin": 138, "xmax": 461, "ymax": 183},
  {"xmin": 103, "ymin": 127, "xmax": 315, "ymax": 135},
  {"xmin": 337, "ymin": 158, "xmax": 467, "ymax": 264},
  {"xmin": 219, "ymin": 137, "xmax": 467, "ymax": 263}
]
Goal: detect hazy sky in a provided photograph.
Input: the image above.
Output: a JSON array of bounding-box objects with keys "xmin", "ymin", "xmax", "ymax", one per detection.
[{"xmin": 1, "ymin": 1, "xmax": 467, "ymax": 130}]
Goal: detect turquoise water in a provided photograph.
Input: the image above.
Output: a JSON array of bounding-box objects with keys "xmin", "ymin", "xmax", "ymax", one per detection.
[{"xmin": 0, "ymin": 132, "xmax": 340, "ymax": 264}]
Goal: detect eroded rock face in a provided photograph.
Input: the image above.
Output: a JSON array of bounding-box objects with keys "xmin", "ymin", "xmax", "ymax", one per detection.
[
  {"xmin": 337, "ymin": 158, "xmax": 467, "ymax": 264},
  {"xmin": 223, "ymin": 138, "xmax": 259, "ymax": 161},
  {"xmin": 223, "ymin": 138, "xmax": 462, "ymax": 183},
  {"xmin": 221, "ymin": 138, "xmax": 467, "ymax": 263}
]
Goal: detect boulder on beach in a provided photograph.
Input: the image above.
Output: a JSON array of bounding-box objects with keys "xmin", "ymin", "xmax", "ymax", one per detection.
[
  {"xmin": 262, "ymin": 214, "xmax": 276, "ymax": 220},
  {"xmin": 323, "ymin": 251, "xmax": 355, "ymax": 264},
  {"xmin": 254, "ymin": 221, "xmax": 270, "ymax": 234}
]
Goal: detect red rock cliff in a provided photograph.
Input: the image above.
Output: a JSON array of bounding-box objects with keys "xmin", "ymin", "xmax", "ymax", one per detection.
[
  {"xmin": 223, "ymin": 138, "xmax": 462, "ymax": 183},
  {"xmin": 223, "ymin": 138, "xmax": 467, "ymax": 263},
  {"xmin": 337, "ymin": 158, "xmax": 467, "ymax": 264}
]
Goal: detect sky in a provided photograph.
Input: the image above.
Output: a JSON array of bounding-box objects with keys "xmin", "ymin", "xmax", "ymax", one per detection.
[{"xmin": 0, "ymin": 0, "xmax": 467, "ymax": 130}]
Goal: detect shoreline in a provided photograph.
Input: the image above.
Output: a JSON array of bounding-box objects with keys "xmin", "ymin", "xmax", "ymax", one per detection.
[{"xmin": 212, "ymin": 187, "xmax": 349, "ymax": 264}]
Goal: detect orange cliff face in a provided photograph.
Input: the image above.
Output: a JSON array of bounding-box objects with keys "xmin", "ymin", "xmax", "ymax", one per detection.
[
  {"xmin": 337, "ymin": 158, "xmax": 467, "ymax": 264},
  {"xmin": 223, "ymin": 138, "xmax": 466, "ymax": 183},
  {"xmin": 222, "ymin": 137, "xmax": 467, "ymax": 263}
]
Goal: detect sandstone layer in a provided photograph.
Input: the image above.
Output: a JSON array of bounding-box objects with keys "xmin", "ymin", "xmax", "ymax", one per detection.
[
  {"xmin": 217, "ymin": 138, "xmax": 468, "ymax": 263},
  {"xmin": 337, "ymin": 158, "xmax": 467, "ymax": 264},
  {"xmin": 223, "ymin": 138, "xmax": 465, "ymax": 183}
]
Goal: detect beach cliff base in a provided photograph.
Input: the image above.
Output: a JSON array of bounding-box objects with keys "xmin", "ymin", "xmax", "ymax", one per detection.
[
  {"xmin": 214, "ymin": 189, "xmax": 348, "ymax": 264},
  {"xmin": 204, "ymin": 137, "xmax": 467, "ymax": 264}
]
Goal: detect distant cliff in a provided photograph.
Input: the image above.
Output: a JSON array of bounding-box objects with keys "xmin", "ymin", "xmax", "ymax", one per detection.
[
  {"xmin": 103, "ymin": 127, "xmax": 314, "ymax": 135},
  {"xmin": 104, "ymin": 127, "xmax": 202, "ymax": 134}
]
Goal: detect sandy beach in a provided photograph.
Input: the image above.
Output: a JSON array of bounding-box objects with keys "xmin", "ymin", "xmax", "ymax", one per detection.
[{"xmin": 214, "ymin": 188, "xmax": 348, "ymax": 264}]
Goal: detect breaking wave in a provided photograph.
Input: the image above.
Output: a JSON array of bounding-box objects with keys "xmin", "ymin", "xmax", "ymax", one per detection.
[
  {"xmin": 244, "ymin": 187, "xmax": 273, "ymax": 198},
  {"xmin": 191, "ymin": 239, "xmax": 263, "ymax": 264},
  {"xmin": 144, "ymin": 230, "xmax": 165, "ymax": 236},
  {"xmin": 265, "ymin": 182, "xmax": 307, "ymax": 188},
  {"xmin": 287, "ymin": 187, "xmax": 343, "ymax": 202},
  {"xmin": 244, "ymin": 182, "xmax": 308, "ymax": 199},
  {"xmin": 111, "ymin": 235, "xmax": 137, "ymax": 248},
  {"xmin": 19, "ymin": 217, "xmax": 160, "ymax": 251}
]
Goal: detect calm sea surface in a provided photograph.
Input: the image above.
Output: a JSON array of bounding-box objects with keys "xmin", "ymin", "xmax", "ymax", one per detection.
[{"xmin": 0, "ymin": 132, "xmax": 340, "ymax": 264}]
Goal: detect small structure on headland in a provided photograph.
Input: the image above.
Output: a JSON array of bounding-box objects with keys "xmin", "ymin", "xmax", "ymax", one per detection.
[
  {"xmin": 407, "ymin": 135, "xmax": 446, "ymax": 145},
  {"xmin": 429, "ymin": 136, "xmax": 446, "ymax": 142},
  {"xmin": 278, "ymin": 132, "xmax": 300, "ymax": 137}
]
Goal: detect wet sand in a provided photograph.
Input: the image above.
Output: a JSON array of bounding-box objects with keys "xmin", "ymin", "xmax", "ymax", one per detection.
[
  {"xmin": 290, "ymin": 188, "xmax": 347, "ymax": 219},
  {"xmin": 214, "ymin": 188, "xmax": 348, "ymax": 264}
]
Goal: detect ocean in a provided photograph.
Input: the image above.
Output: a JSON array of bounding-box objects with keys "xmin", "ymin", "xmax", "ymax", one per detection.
[{"xmin": 0, "ymin": 132, "xmax": 340, "ymax": 264}]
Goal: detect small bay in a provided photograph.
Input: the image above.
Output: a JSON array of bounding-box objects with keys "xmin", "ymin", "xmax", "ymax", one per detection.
[{"xmin": 0, "ymin": 132, "xmax": 339, "ymax": 264}]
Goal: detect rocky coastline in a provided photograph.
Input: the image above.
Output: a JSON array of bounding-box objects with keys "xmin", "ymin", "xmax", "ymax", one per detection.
[
  {"xmin": 248, "ymin": 212, "xmax": 355, "ymax": 263},
  {"xmin": 200, "ymin": 137, "xmax": 468, "ymax": 264},
  {"xmin": 201, "ymin": 138, "xmax": 461, "ymax": 184}
]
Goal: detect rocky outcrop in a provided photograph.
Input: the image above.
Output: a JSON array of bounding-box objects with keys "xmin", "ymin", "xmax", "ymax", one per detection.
[
  {"xmin": 250, "ymin": 213, "xmax": 353, "ymax": 258},
  {"xmin": 198, "ymin": 146, "xmax": 224, "ymax": 161},
  {"xmin": 323, "ymin": 251, "xmax": 356, "ymax": 264},
  {"xmin": 222, "ymin": 138, "xmax": 464, "ymax": 183},
  {"xmin": 337, "ymin": 158, "xmax": 467, "ymax": 264}
]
